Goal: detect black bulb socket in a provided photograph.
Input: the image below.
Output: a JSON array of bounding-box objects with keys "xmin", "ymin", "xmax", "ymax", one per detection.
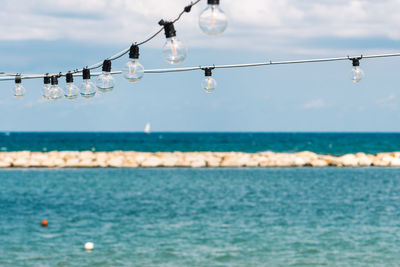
[
  {"xmin": 51, "ymin": 76, "xmax": 58, "ymax": 85},
  {"xmin": 82, "ymin": 68, "xmax": 91, "ymax": 80},
  {"xmin": 44, "ymin": 75, "xmax": 50, "ymax": 85},
  {"xmin": 208, "ymin": 0, "xmax": 220, "ymax": 5},
  {"xmin": 129, "ymin": 45, "xmax": 139, "ymax": 59},
  {"xmin": 163, "ymin": 22, "xmax": 177, "ymax": 38},
  {"xmin": 15, "ymin": 76, "xmax": 22, "ymax": 84},
  {"xmin": 352, "ymin": 58, "xmax": 360, "ymax": 67},
  {"xmin": 102, "ymin": 60, "xmax": 112, "ymax": 72},
  {"xmin": 66, "ymin": 72, "xmax": 74, "ymax": 83},
  {"xmin": 204, "ymin": 68, "xmax": 212, "ymax": 77}
]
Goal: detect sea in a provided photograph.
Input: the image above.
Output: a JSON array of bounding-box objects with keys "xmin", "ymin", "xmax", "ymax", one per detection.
[{"xmin": 1, "ymin": 132, "xmax": 400, "ymax": 266}]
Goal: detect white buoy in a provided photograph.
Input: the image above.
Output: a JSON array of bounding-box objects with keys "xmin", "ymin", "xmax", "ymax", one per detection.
[{"xmin": 84, "ymin": 242, "xmax": 94, "ymax": 251}]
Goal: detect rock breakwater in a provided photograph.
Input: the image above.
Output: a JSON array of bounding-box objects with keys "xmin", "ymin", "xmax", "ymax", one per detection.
[{"xmin": 1, "ymin": 151, "xmax": 400, "ymax": 168}]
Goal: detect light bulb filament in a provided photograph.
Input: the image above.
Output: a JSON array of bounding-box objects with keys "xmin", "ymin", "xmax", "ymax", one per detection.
[
  {"xmin": 129, "ymin": 64, "xmax": 137, "ymax": 74},
  {"xmin": 170, "ymin": 39, "xmax": 177, "ymax": 57},
  {"xmin": 211, "ymin": 7, "xmax": 215, "ymax": 25},
  {"xmin": 86, "ymin": 84, "xmax": 89, "ymax": 94}
]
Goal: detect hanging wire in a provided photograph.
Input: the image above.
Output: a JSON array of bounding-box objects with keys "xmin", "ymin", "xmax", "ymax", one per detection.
[
  {"xmin": 85, "ymin": 0, "xmax": 202, "ymax": 72},
  {"xmin": 1, "ymin": 0, "xmax": 203, "ymax": 78},
  {"xmin": 2, "ymin": 0, "xmax": 400, "ymax": 82},
  {"xmin": 2, "ymin": 52, "xmax": 399, "ymax": 81}
]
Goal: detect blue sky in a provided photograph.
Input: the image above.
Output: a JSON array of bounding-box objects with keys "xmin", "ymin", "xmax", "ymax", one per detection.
[{"xmin": 1, "ymin": 0, "xmax": 400, "ymax": 132}]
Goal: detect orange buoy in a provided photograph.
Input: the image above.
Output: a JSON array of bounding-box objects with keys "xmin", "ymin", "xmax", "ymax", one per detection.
[{"xmin": 41, "ymin": 219, "xmax": 48, "ymax": 227}]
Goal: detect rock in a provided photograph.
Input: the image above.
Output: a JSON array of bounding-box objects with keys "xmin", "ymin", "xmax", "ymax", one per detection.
[
  {"xmin": 245, "ymin": 156, "xmax": 260, "ymax": 167},
  {"xmin": 3, "ymin": 150, "xmax": 400, "ymax": 168},
  {"xmin": 28, "ymin": 160, "xmax": 42, "ymax": 167},
  {"xmin": 108, "ymin": 157, "xmax": 124, "ymax": 168},
  {"xmin": 207, "ymin": 157, "xmax": 222, "ymax": 167},
  {"xmin": 65, "ymin": 158, "xmax": 80, "ymax": 167},
  {"xmin": 339, "ymin": 154, "xmax": 359, "ymax": 167},
  {"xmin": 94, "ymin": 161, "xmax": 109, "ymax": 168},
  {"xmin": 295, "ymin": 151, "xmax": 318, "ymax": 160},
  {"xmin": 141, "ymin": 156, "xmax": 163, "ymax": 167},
  {"xmin": 310, "ymin": 159, "xmax": 329, "ymax": 167},
  {"xmin": 54, "ymin": 158, "xmax": 66, "ymax": 168},
  {"xmin": 122, "ymin": 161, "xmax": 139, "ymax": 168},
  {"xmin": 13, "ymin": 158, "xmax": 30, "ymax": 168},
  {"xmin": 190, "ymin": 160, "xmax": 207, "ymax": 168},
  {"xmin": 77, "ymin": 160, "xmax": 94, "ymax": 168},
  {"xmin": 220, "ymin": 153, "xmax": 253, "ymax": 167},
  {"xmin": 294, "ymin": 157, "xmax": 307, "ymax": 167},
  {"xmin": 390, "ymin": 158, "xmax": 400, "ymax": 167},
  {"xmin": 372, "ymin": 158, "xmax": 390, "ymax": 167},
  {"xmin": 0, "ymin": 161, "xmax": 11, "ymax": 167},
  {"xmin": 382, "ymin": 155, "xmax": 394, "ymax": 164},
  {"xmin": 161, "ymin": 156, "xmax": 180, "ymax": 167},
  {"xmin": 355, "ymin": 153, "xmax": 373, "ymax": 166}
]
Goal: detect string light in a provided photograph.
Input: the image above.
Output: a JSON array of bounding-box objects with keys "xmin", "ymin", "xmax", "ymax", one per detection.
[
  {"xmin": 42, "ymin": 75, "xmax": 51, "ymax": 99},
  {"xmin": 2, "ymin": 0, "xmax": 400, "ymax": 101},
  {"xmin": 123, "ymin": 45, "xmax": 144, "ymax": 82},
  {"xmin": 199, "ymin": 0, "xmax": 228, "ymax": 36},
  {"xmin": 160, "ymin": 20, "xmax": 187, "ymax": 64},
  {"xmin": 202, "ymin": 68, "xmax": 217, "ymax": 93},
  {"xmin": 47, "ymin": 76, "xmax": 64, "ymax": 101},
  {"xmin": 64, "ymin": 72, "xmax": 80, "ymax": 100},
  {"xmin": 351, "ymin": 57, "xmax": 364, "ymax": 83},
  {"xmin": 13, "ymin": 75, "xmax": 25, "ymax": 98},
  {"xmin": 96, "ymin": 60, "xmax": 115, "ymax": 92},
  {"xmin": 80, "ymin": 68, "xmax": 97, "ymax": 98}
]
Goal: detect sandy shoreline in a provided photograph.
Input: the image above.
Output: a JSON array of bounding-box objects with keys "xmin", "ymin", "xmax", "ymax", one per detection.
[{"xmin": 0, "ymin": 151, "xmax": 400, "ymax": 168}]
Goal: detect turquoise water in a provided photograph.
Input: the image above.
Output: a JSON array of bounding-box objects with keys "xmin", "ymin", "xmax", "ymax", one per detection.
[
  {"xmin": 2, "ymin": 132, "xmax": 400, "ymax": 155},
  {"xmin": 2, "ymin": 168, "xmax": 400, "ymax": 266}
]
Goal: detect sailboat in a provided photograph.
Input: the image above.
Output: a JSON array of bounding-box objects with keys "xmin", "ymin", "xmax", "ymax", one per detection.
[{"xmin": 144, "ymin": 123, "xmax": 151, "ymax": 134}]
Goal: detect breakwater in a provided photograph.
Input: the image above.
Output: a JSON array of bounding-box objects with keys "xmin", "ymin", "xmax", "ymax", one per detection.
[{"xmin": 1, "ymin": 151, "xmax": 400, "ymax": 168}]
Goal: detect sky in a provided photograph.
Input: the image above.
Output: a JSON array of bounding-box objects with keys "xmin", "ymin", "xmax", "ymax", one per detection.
[{"xmin": 1, "ymin": 0, "xmax": 400, "ymax": 132}]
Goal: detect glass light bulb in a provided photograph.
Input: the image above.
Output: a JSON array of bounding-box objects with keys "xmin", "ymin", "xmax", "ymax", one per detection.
[
  {"xmin": 96, "ymin": 71, "xmax": 115, "ymax": 92},
  {"xmin": 42, "ymin": 84, "xmax": 51, "ymax": 99},
  {"xmin": 351, "ymin": 66, "xmax": 364, "ymax": 83},
  {"xmin": 64, "ymin": 82, "xmax": 80, "ymax": 100},
  {"xmin": 162, "ymin": 37, "xmax": 187, "ymax": 64},
  {"xmin": 199, "ymin": 4, "xmax": 228, "ymax": 36},
  {"xmin": 202, "ymin": 76, "xmax": 217, "ymax": 93},
  {"xmin": 47, "ymin": 85, "xmax": 64, "ymax": 101},
  {"xmin": 13, "ymin": 84, "xmax": 26, "ymax": 98},
  {"xmin": 80, "ymin": 79, "xmax": 97, "ymax": 98},
  {"xmin": 123, "ymin": 60, "xmax": 144, "ymax": 82}
]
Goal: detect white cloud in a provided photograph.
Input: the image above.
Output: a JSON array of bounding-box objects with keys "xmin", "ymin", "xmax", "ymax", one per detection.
[
  {"xmin": 1, "ymin": 0, "xmax": 400, "ymax": 53},
  {"xmin": 377, "ymin": 94, "xmax": 398, "ymax": 109},
  {"xmin": 302, "ymin": 99, "xmax": 327, "ymax": 110}
]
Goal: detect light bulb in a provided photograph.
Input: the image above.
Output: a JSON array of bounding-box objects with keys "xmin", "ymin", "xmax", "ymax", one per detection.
[
  {"xmin": 80, "ymin": 68, "xmax": 97, "ymax": 98},
  {"xmin": 47, "ymin": 76, "xmax": 63, "ymax": 101},
  {"xmin": 199, "ymin": 0, "xmax": 228, "ymax": 36},
  {"xmin": 351, "ymin": 58, "xmax": 364, "ymax": 83},
  {"xmin": 351, "ymin": 67, "xmax": 364, "ymax": 83},
  {"xmin": 162, "ymin": 37, "xmax": 187, "ymax": 64},
  {"xmin": 42, "ymin": 76, "xmax": 51, "ymax": 99},
  {"xmin": 13, "ymin": 76, "xmax": 25, "ymax": 98},
  {"xmin": 96, "ymin": 60, "xmax": 115, "ymax": 92},
  {"xmin": 123, "ymin": 45, "xmax": 144, "ymax": 82},
  {"xmin": 64, "ymin": 72, "xmax": 80, "ymax": 100},
  {"xmin": 160, "ymin": 21, "xmax": 187, "ymax": 64},
  {"xmin": 202, "ymin": 68, "xmax": 217, "ymax": 93}
]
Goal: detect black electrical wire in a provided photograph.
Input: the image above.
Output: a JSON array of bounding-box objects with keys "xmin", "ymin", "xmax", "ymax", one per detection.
[
  {"xmin": 1, "ymin": 0, "xmax": 203, "ymax": 77},
  {"xmin": 87, "ymin": 0, "xmax": 202, "ymax": 68}
]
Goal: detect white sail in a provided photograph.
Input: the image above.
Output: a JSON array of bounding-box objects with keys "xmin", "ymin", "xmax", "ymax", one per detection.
[{"xmin": 144, "ymin": 123, "xmax": 151, "ymax": 134}]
